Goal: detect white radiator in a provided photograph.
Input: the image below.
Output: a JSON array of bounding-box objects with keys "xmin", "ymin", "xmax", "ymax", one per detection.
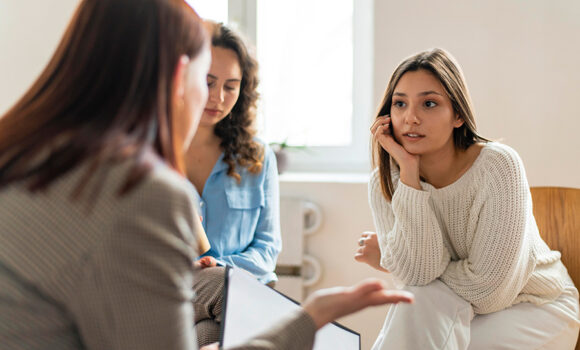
[{"xmin": 275, "ymin": 197, "xmax": 323, "ymax": 302}]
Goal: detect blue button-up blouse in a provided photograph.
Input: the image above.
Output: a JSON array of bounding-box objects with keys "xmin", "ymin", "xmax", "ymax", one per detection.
[{"xmin": 194, "ymin": 142, "xmax": 281, "ymax": 283}]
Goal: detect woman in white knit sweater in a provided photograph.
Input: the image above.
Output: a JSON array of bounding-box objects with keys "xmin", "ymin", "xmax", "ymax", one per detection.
[{"xmin": 355, "ymin": 48, "xmax": 580, "ymax": 349}]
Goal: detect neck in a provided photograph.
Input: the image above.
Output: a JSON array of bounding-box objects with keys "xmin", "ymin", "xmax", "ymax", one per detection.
[
  {"xmin": 419, "ymin": 144, "xmax": 463, "ymax": 188},
  {"xmin": 190, "ymin": 125, "xmax": 220, "ymax": 149}
]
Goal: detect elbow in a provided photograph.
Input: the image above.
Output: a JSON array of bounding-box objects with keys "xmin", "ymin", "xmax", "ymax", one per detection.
[
  {"xmin": 384, "ymin": 251, "xmax": 449, "ymax": 286},
  {"xmin": 471, "ymin": 294, "xmax": 513, "ymax": 315},
  {"xmin": 386, "ymin": 260, "xmax": 444, "ymax": 286}
]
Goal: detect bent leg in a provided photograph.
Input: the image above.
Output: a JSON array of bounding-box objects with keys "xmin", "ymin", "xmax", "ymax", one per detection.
[
  {"xmin": 372, "ymin": 279, "xmax": 473, "ymax": 350},
  {"xmin": 193, "ymin": 266, "xmax": 226, "ymax": 347},
  {"xmin": 468, "ymin": 281, "xmax": 580, "ymax": 350}
]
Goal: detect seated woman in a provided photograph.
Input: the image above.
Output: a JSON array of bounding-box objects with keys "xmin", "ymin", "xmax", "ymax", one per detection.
[
  {"xmin": 0, "ymin": 1, "xmax": 414, "ymax": 349},
  {"xmin": 356, "ymin": 48, "xmax": 580, "ymax": 349},
  {"xmin": 185, "ymin": 22, "xmax": 280, "ymax": 285}
]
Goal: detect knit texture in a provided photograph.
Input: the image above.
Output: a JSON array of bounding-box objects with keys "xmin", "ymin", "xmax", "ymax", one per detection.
[{"xmin": 369, "ymin": 142, "xmax": 567, "ymax": 314}]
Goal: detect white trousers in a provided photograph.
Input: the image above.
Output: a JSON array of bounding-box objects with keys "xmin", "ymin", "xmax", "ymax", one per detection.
[{"xmin": 372, "ymin": 279, "xmax": 580, "ymax": 350}]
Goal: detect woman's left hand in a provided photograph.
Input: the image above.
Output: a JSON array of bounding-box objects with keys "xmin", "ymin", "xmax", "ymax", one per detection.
[
  {"xmin": 194, "ymin": 256, "xmax": 217, "ymax": 269},
  {"xmin": 354, "ymin": 232, "xmax": 389, "ymax": 273}
]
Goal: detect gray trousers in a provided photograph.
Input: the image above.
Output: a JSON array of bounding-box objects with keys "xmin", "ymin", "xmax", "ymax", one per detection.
[{"xmin": 194, "ymin": 267, "xmax": 226, "ymax": 347}]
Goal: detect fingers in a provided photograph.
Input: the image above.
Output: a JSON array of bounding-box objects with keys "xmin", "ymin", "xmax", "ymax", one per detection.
[
  {"xmin": 354, "ymin": 232, "xmax": 374, "ymax": 263},
  {"xmin": 350, "ymin": 278, "xmax": 386, "ymax": 294},
  {"xmin": 200, "ymin": 343, "xmax": 219, "ymax": 350},
  {"xmin": 370, "ymin": 115, "xmax": 391, "ymax": 135},
  {"xmin": 368, "ymin": 289, "xmax": 415, "ymax": 306},
  {"xmin": 197, "ymin": 256, "xmax": 217, "ymax": 268},
  {"xmin": 383, "ymin": 290, "xmax": 414, "ymax": 303},
  {"xmin": 351, "ymin": 279, "xmax": 414, "ymax": 306}
]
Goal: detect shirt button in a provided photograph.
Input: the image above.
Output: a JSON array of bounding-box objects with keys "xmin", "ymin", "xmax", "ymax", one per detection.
[{"xmin": 200, "ymin": 202, "xmax": 204, "ymax": 207}]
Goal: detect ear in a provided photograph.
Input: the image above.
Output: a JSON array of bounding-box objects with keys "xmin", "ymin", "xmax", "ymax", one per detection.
[
  {"xmin": 172, "ymin": 55, "xmax": 190, "ymax": 106},
  {"xmin": 453, "ymin": 113, "xmax": 465, "ymax": 128}
]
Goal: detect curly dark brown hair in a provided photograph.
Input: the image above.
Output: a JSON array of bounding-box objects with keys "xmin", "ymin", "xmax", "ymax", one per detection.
[{"xmin": 206, "ymin": 22, "xmax": 263, "ymax": 183}]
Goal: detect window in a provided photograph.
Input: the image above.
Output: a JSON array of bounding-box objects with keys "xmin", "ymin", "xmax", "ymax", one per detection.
[
  {"xmin": 188, "ymin": 0, "xmax": 374, "ymax": 173},
  {"xmin": 255, "ymin": 0, "xmax": 373, "ymax": 173},
  {"xmin": 186, "ymin": 0, "xmax": 228, "ymax": 23}
]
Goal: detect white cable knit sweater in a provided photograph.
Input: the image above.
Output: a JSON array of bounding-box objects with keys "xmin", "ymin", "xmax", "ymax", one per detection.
[{"xmin": 369, "ymin": 142, "xmax": 569, "ymax": 314}]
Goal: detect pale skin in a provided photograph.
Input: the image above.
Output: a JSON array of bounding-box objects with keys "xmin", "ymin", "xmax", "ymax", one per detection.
[{"xmin": 355, "ymin": 69, "xmax": 484, "ymax": 272}]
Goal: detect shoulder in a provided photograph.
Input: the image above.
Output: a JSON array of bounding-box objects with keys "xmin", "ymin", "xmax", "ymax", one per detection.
[
  {"xmin": 114, "ymin": 156, "xmax": 196, "ymax": 217},
  {"xmin": 251, "ymin": 137, "xmax": 277, "ymax": 173},
  {"xmin": 478, "ymin": 142, "xmax": 526, "ymax": 175},
  {"xmin": 369, "ymin": 164, "xmax": 400, "ymax": 192},
  {"xmin": 252, "ymin": 137, "xmax": 274, "ymax": 158},
  {"xmin": 369, "ymin": 168, "xmax": 380, "ymax": 189},
  {"xmin": 476, "ymin": 142, "xmax": 529, "ymax": 190}
]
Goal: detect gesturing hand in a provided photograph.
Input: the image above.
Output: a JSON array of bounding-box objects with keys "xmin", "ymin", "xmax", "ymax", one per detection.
[
  {"xmin": 370, "ymin": 115, "xmax": 421, "ymax": 190},
  {"xmin": 303, "ymin": 278, "xmax": 414, "ymax": 330}
]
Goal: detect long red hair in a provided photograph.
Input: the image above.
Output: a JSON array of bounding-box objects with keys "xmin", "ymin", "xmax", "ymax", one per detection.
[{"xmin": 0, "ymin": 0, "xmax": 207, "ymax": 196}]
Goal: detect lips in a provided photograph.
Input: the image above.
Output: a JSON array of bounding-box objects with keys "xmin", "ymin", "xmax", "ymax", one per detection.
[
  {"xmin": 204, "ymin": 108, "xmax": 222, "ymax": 116},
  {"xmin": 402, "ymin": 132, "xmax": 425, "ymax": 138}
]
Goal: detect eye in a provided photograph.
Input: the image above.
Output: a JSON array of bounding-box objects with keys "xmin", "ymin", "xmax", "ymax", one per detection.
[
  {"xmin": 224, "ymin": 85, "xmax": 237, "ymax": 92},
  {"xmin": 392, "ymin": 100, "xmax": 406, "ymax": 108},
  {"xmin": 425, "ymin": 100, "xmax": 437, "ymax": 108}
]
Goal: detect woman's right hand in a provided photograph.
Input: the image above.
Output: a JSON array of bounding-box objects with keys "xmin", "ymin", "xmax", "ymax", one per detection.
[{"xmin": 370, "ymin": 115, "xmax": 421, "ymax": 189}]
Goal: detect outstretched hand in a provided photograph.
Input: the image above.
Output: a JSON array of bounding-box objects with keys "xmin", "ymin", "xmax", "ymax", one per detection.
[{"xmin": 303, "ymin": 278, "xmax": 414, "ymax": 330}]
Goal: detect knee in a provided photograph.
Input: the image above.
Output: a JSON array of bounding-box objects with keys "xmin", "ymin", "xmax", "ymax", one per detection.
[
  {"xmin": 195, "ymin": 266, "xmax": 226, "ymax": 285},
  {"xmin": 404, "ymin": 279, "xmax": 472, "ymax": 314}
]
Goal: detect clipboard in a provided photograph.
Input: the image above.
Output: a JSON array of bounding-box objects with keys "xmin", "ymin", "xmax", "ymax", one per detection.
[{"xmin": 220, "ymin": 266, "xmax": 360, "ymax": 350}]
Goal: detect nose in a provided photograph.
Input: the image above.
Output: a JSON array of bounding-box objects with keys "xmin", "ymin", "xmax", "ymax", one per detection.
[
  {"xmin": 404, "ymin": 107, "xmax": 421, "ymax": 125},
  {"xmin": 208, "ymin": 85, "xmax": 224, "ymax": 103}
]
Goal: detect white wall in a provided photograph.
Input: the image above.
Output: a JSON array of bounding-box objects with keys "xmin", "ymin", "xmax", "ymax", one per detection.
[
  {"xmin": 0, "ymin": 0, "xmax": 79, "ymax": 115},
  {"xmin": 280, "ymin": 180, "xmax": 389, "ymax": 350}
]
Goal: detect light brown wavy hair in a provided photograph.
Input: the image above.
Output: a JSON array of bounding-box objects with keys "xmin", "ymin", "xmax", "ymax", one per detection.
[
  {"xmin": 206, "ymin": 21, "xmax": 263, "ymax": 183},
  {"xmin": 0, "ymin": 0, "xmax": 208, "ymax": 196},
  {"xmin": 372, "ymin": 48, "xmax": 488, "ymax": 201}
]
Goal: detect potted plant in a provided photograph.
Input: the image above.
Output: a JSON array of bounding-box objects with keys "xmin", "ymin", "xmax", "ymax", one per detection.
[{"xmin": 269, "ymin": 140, "xmax": 307, "ymax": 174}]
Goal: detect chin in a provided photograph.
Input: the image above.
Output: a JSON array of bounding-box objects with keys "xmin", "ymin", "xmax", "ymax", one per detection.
[
  {"xmin": 200, "ymin": 115, "xmax": 223, "ymax": 127},
  {"xmin": 400, "ymin": 143, "xmax": 425, "ymax": 156}
]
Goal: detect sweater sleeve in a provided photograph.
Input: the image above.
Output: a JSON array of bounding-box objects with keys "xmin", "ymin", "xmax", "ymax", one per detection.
[
  {"xmin": 439, "ymin": 146, "xmax": 536, "ymax": 314},
  {"xmin": 368, "ymin": 169, "xmax": 450, "ymax": 286}
]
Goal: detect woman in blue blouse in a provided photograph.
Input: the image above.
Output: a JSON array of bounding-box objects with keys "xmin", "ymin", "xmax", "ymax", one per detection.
[{"xmin": 185, "ymin": 21, "xmax": 281, "ymax": 285}]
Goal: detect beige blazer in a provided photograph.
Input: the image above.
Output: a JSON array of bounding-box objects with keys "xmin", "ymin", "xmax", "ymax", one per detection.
[{"xmin": 0, "ymin": 157, "xmax": 315, "ymax": 349}]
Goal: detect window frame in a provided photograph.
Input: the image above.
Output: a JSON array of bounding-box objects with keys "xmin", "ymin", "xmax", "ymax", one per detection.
[{"xmin": 228, "ymin": 0, "xmax": 374, "ymax": 173}]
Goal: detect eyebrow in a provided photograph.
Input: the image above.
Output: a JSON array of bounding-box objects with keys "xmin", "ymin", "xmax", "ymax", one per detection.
[
  {"xmin": 393, "ymin": 90, "xmax": 443, "ymax": 97},
  {"xmin": 207, "ymin": 74, "xmax": 241, "ymax": 83}
]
